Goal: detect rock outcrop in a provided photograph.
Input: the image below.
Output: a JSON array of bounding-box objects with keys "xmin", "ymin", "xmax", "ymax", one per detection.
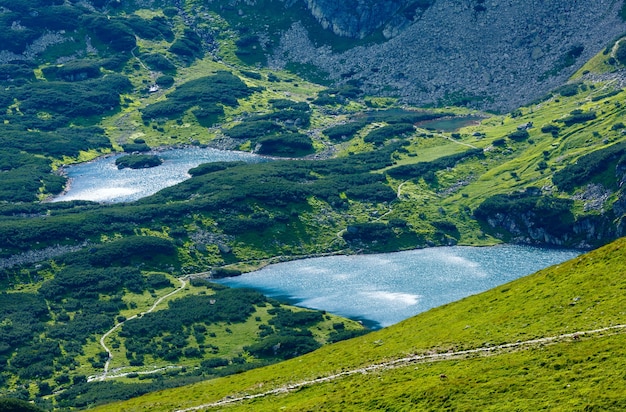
[{"xmin": 302, "ymin": 0, "xmax": 426, "ymax": 39}]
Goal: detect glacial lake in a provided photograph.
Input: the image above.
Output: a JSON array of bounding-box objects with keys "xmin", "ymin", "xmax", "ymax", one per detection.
[
  {"xmin": 52, "ymin": 147, "xmax": 268, "ymax": 203},
  {"xmin": 218, "ymin": 245, "xmax": 581, "ymax": 329}
]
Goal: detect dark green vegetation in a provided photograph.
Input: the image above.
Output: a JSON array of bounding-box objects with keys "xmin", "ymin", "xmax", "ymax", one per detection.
[
  {"xmin": 141, "ymin": 72, "xmax": 256, "ymax": 126},
  {"xmin": 0, "ymin": 234, "xmax": 361, "ymax": 409},
  {"xmin": 2, "ymin": 0, "xmax": 626, "ymax": 409},
  {"xmin": 323, "ymin": 121, "xmax": 369, "ymax": 141},
  {"xmin": 0, "ymin": 70, "xmax": 127, "ymax": 199},
  {"xmin": 552, "ymin": 141, "xmax": 626, "ymax": 192},
  {"xmin": 115, "ymin": 155, "xmax": 163, "ymax": 170},
  {"xmin": 0, "ymin": 397, "xmax": 46, "ymax": 412},
  {"xmin": 96, "ymin": 234, "xmax": 626, "ymax": 411},
  {"xmin": 0, "ymin": 237, "xmax": 177, "ymax": 387},
  {"xmin": 223, "ymin": 98, "xmax": 314, "ymax": 156}
]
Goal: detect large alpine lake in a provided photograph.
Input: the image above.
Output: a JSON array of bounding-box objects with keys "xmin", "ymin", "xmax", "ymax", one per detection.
[{"xmin": 219, "ymin": 245, "xmax": 580, "ymax": 328}]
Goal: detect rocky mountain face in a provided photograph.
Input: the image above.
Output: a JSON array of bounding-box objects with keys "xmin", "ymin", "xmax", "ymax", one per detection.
[
  {"xmin": 302, "ymin": 0, "xmax": 430, "ymax": 38},
  {"xmin": 270, "ymin": 0, "xmax": 626, "ymax": 111},
  {"xmin": 4, "ymin": 0, "xmax": 624, "ymax": 112}
]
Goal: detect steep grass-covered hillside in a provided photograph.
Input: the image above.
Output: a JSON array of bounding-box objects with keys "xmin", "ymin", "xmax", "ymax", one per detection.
[{"xmin": 96, "ymin": 237, "xmax": 626, "ymax": 411}]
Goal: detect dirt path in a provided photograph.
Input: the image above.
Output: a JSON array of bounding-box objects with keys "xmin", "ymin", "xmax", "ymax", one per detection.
[
  {"xmin": 91, "ymin": 276, "xmax": 188, "ymax": 382},
  {"xmin": 438, "ymin": 132, "xmax": 479, "ymax": 149},
  {"xmin": 175, "ymin": 324, "xmax": 626, "ymax": 411}
]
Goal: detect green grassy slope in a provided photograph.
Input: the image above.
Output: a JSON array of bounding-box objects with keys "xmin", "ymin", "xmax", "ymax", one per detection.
[{"xmin": 96, "ymin": 237, "xmax": 626, "ymax": 411}]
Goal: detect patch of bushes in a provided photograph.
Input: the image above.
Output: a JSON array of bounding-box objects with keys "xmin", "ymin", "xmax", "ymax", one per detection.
[
  {"xmin": 42, "ymin": 60, "xmax": 102, "ymax": 82},
  {"xmin": 1, "ymin": 74, "xmax": 132, "ymax": 119},
  {"xmin": 249, "ymin": 109, "xmax": 311, "ymax": 128},
  {"xmin": 256, "ymin": 132, "xmax": 314, "ymax": 157},
  {"xmin": 540, "ymin": 124, "xmax": 560, "ymax": 135},
  {"xmin": 327, "ymin": 328, "xmax": 370, "ymax": 343},
  {"xmin": 115, "ymin": 155, "xmax": 162, "ymax": 169},
  {"xmin": 364, "ymin": 123, "xmax": 415, "ymax": 145},
  {"xmin": 241, "ymin": 70, "xmax": 263, "ymax": 80},
  {"xmin": 554, "ymin": 83, "xmax": 580, "ymax": 97},
  {"xmin": 212, "ymin": 268, "xmax": 243, "ymax": 279},
  {"xmin": 156, "ymin": 75, "xmax": 175, "ymax": 88},
  {"xmin": 235, "ymin": 34, "xmax": 260, "ymax": 58},
  {"xmin": 244, "ymin": 331, "xmax": 320, "ymax": 360},
  {"xmin": 201, "ymin": 358, "xmax": 229, "ymax": 369},
  {"xmin": 508, "ymin": 129, "xmax": 529, "ymax": 141},
  {"xmin": 146, "ymin": 273, "xmax": 174, "ymax": 289},
  {"xmin": 141, "ymin": 72, "xmax": 254, "ymax": 124},
  {"xmin": 474, "ymin": 190, "xmax": 575, "ymax": 238},
  {"xmin": 39, "ymin": 265, "xmax": 145, "ymax": 300},
  {"xmin": 82, "ymin": 15, "xmax": 137, "ymax": 52},
  {"xmin": 0, "ymin": 397, "xmax": 46, "ymax": 412},
  {"xmin": 591, "ymin": 89, "xmax": 622, "ymax": 102},
  {"xmin": 0, "ymin": 293, "xmax": 49, "ymax": 367},
  {"xmin": 125, "ymin": 15, "xmax": 173, "ymax": 42},
  {"xmin": 169, "ymin": 29, "xmax": 203, "ymax": 59},
  {"xmin": 0, "ymin": 62, "xmax": 36, "ymax": 84},
  {"xmin": 223, "ymin": 121, "xmax": 283, "ymax": 139},
  {"xmin": 559, "ymin": 110, "xmax": 596, "ymax": 127},
  {"xmin": 122, "ymin": 141, "xmax": 150, "ymax": 152},
  {"xmin": 142, "ymin": 54, "xmax": 176, "ymax": 72},
  {"xmin": 270, "ymin": 99, "xmax": 309, "ymax": 112},
  {"xmin": 188, "ymin": 161, "xmax": 246, "ymax": 177},
  {"xmin": 552, "ymin": 141, "xmax": 626, "ymax": 191},
  {"xmin": 323, "ymin": 121, "xmax": 368, "ymax": 141},
  {"xmin": 312, "ymin": 93, "xmax": 340, "ymax": 106},
  {"xmin": 343, "ymin": 222, "xmax": 394, "ymax": 242},
  {"xmin": 268, "ymin": 308, "xmax": 324, "ymax": 328}
]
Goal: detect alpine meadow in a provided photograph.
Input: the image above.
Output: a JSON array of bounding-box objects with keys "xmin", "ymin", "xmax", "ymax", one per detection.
[{"xmin": 1, "ymin": 1, "xmax": 626, "ymax": 410}]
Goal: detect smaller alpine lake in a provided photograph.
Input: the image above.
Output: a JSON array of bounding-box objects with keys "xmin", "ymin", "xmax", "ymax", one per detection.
[
  {"xmin": 218, "ymin": 245, "xmax": 581, "ymax": 329},
  {"xmin": 52, "ymin": 147, "xmax": 268, "ymax": 203}
]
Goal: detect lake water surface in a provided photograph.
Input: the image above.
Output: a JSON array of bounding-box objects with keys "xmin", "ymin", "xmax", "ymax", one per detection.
[
  {"xmin": 218, "ymin": 245, "xmax": 580, "ymax": 328},
  {"xmin": 52, "ymin": 147, "xmax": 267, "ymax": 203}
]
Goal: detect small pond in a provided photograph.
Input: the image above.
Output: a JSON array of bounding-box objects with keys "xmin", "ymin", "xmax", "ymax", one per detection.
[
  {"xmin": 418, "ymin": 115, "xmax": 484, "ymax": 132},
  {"xmin": 52, "ymin": 147, "xmax": 268, "ymax": 203}
]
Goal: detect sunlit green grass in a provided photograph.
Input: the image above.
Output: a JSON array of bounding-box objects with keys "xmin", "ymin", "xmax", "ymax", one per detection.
[{"xmin": 94, "ymin": 236, "xmax": 626, "ymax": 411}]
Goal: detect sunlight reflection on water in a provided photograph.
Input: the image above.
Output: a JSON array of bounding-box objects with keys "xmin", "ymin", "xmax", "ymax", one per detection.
[
  {"xmin": 52, "ymin": 147, "xmax": 267, "ymax": 203},
  {"xmin": 219, "ymin": 245, "xmax": 581, "ymax": 328}
]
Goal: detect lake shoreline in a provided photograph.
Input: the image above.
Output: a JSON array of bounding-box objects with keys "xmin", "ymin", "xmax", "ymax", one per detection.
[{"xmin": 50, "ymin": 146, "xmax": 269, "ymax": 203}]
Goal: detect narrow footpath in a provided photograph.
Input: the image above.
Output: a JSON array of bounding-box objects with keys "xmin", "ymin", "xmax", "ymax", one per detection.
[
  {"xmin": 176, "ymin": 324, "xmax": 626, "ymax": 411},
  {"xmin": 91, "ymin": 276, "xmax": 188, "ymax": 382}
]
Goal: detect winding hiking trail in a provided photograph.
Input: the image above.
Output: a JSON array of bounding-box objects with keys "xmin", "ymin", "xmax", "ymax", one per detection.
[
  {"xmin": 92, "ymin": 276, "xmax": 189, "ymax": 382},
  {"xmin": 175, "ymin": 324, "xmax": 626, "ymax": 411}
]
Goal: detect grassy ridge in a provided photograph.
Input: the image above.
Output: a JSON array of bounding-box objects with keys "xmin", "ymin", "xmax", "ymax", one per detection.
[
  {"xmin": 95, "ymin": 237, "xmax": 626, "ymax": 411},
  {"xmin": 226, "ymin": 334, "xmax": 626, "ymax": 411}
]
